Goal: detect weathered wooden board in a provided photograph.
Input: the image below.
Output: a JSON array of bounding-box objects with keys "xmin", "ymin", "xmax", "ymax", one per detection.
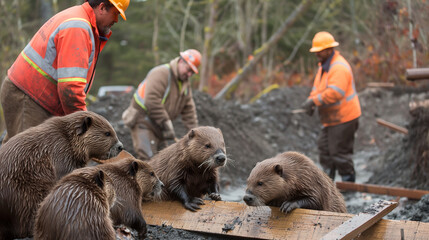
[
  {"xmin": 141, "ymin": 200, "xmax": 429, "ymax": 240},
  {"xmin": 321, "ymin": 200, "xmax": 397, "ymax": 240},
  {"xmin": 336, "ymin": 181, "xmax": 429, "ymax": 200}
]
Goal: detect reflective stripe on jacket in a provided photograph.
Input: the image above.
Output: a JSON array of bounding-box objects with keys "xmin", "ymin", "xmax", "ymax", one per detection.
[
  {"xmin": 131, "ymin": 57, "xmax": 198, "ymax": 131},
  {"xmin": 309, "ymin": 51, "xmax": 361, "ymax": 126},
  {"xmin": 7, "ymin": 2, "xmax": 110, "ymax": 116}
]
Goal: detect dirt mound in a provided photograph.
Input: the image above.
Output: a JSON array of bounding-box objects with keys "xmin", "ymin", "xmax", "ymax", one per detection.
[{"xmin": 369, "ymin": 107, "xmax": 429, "ymax": 190}]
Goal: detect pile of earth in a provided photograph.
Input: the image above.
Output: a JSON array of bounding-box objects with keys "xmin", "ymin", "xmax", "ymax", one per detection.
[{"xmin": 88, "ymin": 84, "xmax": 429, "ymax": 238}]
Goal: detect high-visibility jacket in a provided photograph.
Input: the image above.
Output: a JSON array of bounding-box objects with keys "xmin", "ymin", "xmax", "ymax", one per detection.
[
  {"xmin": 7, "ymin": 2, "xmax": 110, "ymax": 116},
  {"xmin": 309, "ymin": 51, "xmax": 361, "ymax": 127},
  {"xmin": 131, "ymin": 57, "xmax": 198, "ymax": 131}
]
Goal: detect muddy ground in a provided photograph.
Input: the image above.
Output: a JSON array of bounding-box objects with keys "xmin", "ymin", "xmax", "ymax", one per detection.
[{"xmin": 88, "ymin": 85, "xmax": 429, "ymax": 239}]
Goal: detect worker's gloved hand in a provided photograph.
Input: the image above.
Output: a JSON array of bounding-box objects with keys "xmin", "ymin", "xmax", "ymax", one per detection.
[
  {"xmin": 162, "ymin": 120, "xmax": 176, "ymax": 140},
  {"xmin": 301, "ymin": 98, "xmax": 315, "ymax": 116}
]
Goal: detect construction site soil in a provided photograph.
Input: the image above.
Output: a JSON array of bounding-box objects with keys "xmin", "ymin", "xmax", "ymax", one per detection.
[{"xmin": 87, "ymin": 85, "xmax": 429, "ymax": 239}]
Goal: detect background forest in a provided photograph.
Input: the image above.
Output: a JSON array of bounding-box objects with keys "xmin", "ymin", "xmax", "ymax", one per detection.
[{"xmin": 1, "ymin": 0, "xmax": 429, "ymax": 102}]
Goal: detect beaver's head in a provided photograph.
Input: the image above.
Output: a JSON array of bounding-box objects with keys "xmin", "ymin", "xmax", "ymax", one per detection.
[
  {"xmin": 184, "ymin": 126, "xmax": 227, "ymax": 170},
  {"xmin": 65, "ymin": 111, "xmax": 123, "ymax": 161},
  {"xmin": 243, "ymin": 157, "xmax": 291, "ymax": 207},
  {"xmin": 131, "ymin": 160, "xmax": 164, "ymax": 201}
]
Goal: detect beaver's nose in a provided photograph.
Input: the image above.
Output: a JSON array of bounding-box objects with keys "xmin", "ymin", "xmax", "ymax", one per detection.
[
  {"xmin": 216, "ymin": 154, "xmax": 226, "ymax": 164},
  {"xmin": 243, "ymin": 195, "xmax": 254, "ymax": 204}
]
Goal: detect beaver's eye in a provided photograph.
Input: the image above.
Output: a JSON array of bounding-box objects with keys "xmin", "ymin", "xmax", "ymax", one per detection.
[
  {"xmin": 150, "ymin": 172, "xmax": 154, "ymax": 176},
  {"xmin": 205, "ymin": 143, "xmax": 211, "ymax": 149},
  {"xmin": 257, "ymin": 181, "xmax": 263, "ymax": 186},
  {"xmin": 105, "ymin": 132, "xmax": 111, "ymax": 137}
]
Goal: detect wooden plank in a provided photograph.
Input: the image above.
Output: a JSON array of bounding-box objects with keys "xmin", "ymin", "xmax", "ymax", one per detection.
[
  {"xmin": 321, "ymin": 200, "xmax": 397, "ymax": 240},
  {"xmin": 336, "ymin": 182, "xmax": 429, "ymax": 200},
  {"xmin": 376, "ymin": 118, "xmax": 408, "ymax": 134},
  {"xmin": 141, "ymin": 200, "xmax": 429, "ymax": 240},
  {"xmin": 367, "ymin": 82, "xmax": 395, "ymax": 88}
]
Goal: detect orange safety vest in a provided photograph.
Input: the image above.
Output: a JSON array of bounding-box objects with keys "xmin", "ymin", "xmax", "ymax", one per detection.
[
  {"xmin": 309, "ymin": 51, "xmax": 361, "ymax": 126},
  {"xmin": 7, "ymin": 2, "xmax": 110, "ymax": 116}
]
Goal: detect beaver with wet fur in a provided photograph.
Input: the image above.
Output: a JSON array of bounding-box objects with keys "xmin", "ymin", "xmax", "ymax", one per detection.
[
  {"xmin": 0, "ymin": 111, "xmax": 123, "ymax": 239},
  {"xmin": 97, "ymin": 156, "xmax": 164, "ymax": 239},
  {"xmin": 34, "ymin": 167, "xmax": 116, "ymax": 240},
  {"xmin": 243, "ymin": 151, "xmax": 346, "ymax": 213},
  {"xmin": 149, "ymin": 126, "xmax": 227, "ymax": 211}
]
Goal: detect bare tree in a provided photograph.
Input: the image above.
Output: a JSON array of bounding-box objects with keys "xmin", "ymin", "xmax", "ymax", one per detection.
[
  {"xmin": 199, "ymin": 0, "xmax": 218, "ymax": 91},
  {"xmin": 214, "ymin": 0, "xmax": 314, "ymax": 100}
]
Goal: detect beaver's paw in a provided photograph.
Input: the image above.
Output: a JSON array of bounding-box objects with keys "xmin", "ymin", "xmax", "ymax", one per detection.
[
  {"xmin": 191, "ymin": 197, "xmax": 205, "ymax": 205},
  {"xmin": 209, "ymin": 193, "xmax": 222, "ymax": 201},
  {"xmin": 184, "ymin": 202, "xmax": 202, "ymax": 211},
  {"xmin": 280, "ymin": 201, "xmax": 299, "ymax": 214}
]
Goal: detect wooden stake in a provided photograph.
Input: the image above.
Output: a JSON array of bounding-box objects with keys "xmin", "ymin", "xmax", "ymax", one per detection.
[{"xmin": 376, "ymin": 118, "xmax": 408, "ymax": 134}]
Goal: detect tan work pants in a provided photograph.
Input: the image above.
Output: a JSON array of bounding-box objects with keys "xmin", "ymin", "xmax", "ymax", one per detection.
[
  {"xmin": 123, "ymin": 105, "xmax": 167, "ymax": 160},
  {"xmin": 0, "ymin": 76, "xmax": 52, "ymax": 144}
]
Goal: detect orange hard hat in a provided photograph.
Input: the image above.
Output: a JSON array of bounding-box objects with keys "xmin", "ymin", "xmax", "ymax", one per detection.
[
  {"xmin": 180, "ymin": 49, "xmax": 201, "ymax": 74},
  {"xmin": 309, "ymin": 31, "xmax": 339, "ymax": 52},
  {"xmin": 109, "ymin": 0, "xmax": 130, "ymax": 21}
]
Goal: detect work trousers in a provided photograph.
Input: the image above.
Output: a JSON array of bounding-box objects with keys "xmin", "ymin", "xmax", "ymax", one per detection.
[
  {"xmin": 0, "ymin": 76, "xmax": 52, "ymax": 144},
  {"xmin": 123, "ymin": 106, "xmax": 167, "ymax": 160},
  {"xmin": 317, "ymin": 118, "xmax": 359, "ymax": 180}
]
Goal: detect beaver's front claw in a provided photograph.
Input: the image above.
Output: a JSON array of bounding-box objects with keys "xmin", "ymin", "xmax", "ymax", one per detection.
[
  {"xmin": 280, "ymin": 201, "xmax": 299, "ymax": 214},
  {"xmin": 184, "ymin": 202, "xmax": 201, "ymax": 211},
  {"xmin": 209, "ymin": 193, "xmax": 221, "ymax": 201},
  {"xmin": 191, "ymin": 197, "xmax": 204, "ymax": 205}
]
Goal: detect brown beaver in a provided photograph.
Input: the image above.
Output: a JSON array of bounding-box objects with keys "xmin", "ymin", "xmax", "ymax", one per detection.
[
  {"xmin": 34, "ymin": 167, "xmax": 116, "ymax": 240},
  {"xmin": 243, "ymin": 151, "xmax": 347, "ymax": 213},
  {"xmin": 0, "ymin": 111, "xmax": 123, "ymax": 239},
  {"xmin": 96, "ymin": 157, "xmax": 164, "ymax": 239},
  {"xmin": 148, "ymin": 126, "xmax": 227, "ymax": 211}
]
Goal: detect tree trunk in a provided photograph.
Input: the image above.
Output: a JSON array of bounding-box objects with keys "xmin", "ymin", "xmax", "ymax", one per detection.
[
  {"xmin": 199, "ymin": 0, "xmax": 218, "ymax": 92},
  {"xmin": 214, "ymin": 0, "xmax": 314, "ymax": 100},
  {"xmin": 152, "ymin": 0, "xmax": 160, "ymax": 65}
]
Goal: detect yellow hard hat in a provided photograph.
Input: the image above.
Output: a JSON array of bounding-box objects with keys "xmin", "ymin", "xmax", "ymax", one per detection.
[
  {"xmin": 180, "ymin": 49, "xmax": 202, "ymax": 74},
  {"xmin": 309, "ymin": 31, "xmax": 339, "ymax": 52},
  {"xmin": 109, "ymin": 0, "xmax": 130, "ymax": 21}
]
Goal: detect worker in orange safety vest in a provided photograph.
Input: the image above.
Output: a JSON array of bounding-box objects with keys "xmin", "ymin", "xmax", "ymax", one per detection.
[
  {"xmin": 0, "ymin": 0, "xmax": 130, "ymax": 144},
  {"xmin": 301, "ymin": 31, "xmax": 361, "ymax": 182},
  {"xmin": 122, "ymin": 49, "xmax": 201, "ymax": 160}
]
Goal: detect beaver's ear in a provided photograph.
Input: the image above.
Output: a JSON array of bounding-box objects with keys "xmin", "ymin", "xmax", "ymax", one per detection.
[
  {"xmin": 94, "ymin": 170, "xmax": 105, "ymax": 188},
  {"xmin": 188, "ymin": 129, "xmax": 196, "ymax": 139},
  {"xmin": 77, "ymin": 116, "xmax": 92, "ymax": 135},
  {"xmin": 274, "ymin": 164, "xmax": 283, "ymax": 177},
  {"xmin": 128, "ymin": 161, "xmax": 139, "ymax": 177}
]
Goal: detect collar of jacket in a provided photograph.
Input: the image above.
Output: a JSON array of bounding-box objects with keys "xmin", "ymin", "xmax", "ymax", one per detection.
[
  {"xmin": 320, "ymin": 50, "xmax": 336, "ymax": 73},
  {"xmin": 169, "ymin": 57, "xmax": 189, "ymax": 94},
  {"xmin": 81, "ymin": 2, "xmax": 112, "ymax": 40},
  {"xmin": 169, "ymin": 57, "xmax": 181, "ymax": 81}
]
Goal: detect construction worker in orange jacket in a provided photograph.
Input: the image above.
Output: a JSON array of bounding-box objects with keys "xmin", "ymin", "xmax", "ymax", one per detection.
[
  {"xmin": 301, "ymin": 31, "xmax": 361, "ymax": 182},
  {"xmin": 122, "ymin": 49, "xmax": 200, "ymax": 160},
  {"xmin": 0, "ymin": 0, "xmax": 129, "ymax": 144}
]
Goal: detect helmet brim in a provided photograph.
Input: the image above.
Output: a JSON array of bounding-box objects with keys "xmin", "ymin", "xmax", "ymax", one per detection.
[
  {"xmin": 309, "ymin": 42, "xmax": 339, "ymax": 52},
  {"xmin": 180, "ymin": 52, "xmax": 199, "ymax": 74},
  {"xmin": 110, "ymin": 1, "xmax": 127, "ymax": 20}
]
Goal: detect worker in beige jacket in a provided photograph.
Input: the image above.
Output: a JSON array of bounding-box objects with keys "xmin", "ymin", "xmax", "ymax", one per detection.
[{"xmin": 122, "ymin": 49, "xmax": 200, "ymax": 160}]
